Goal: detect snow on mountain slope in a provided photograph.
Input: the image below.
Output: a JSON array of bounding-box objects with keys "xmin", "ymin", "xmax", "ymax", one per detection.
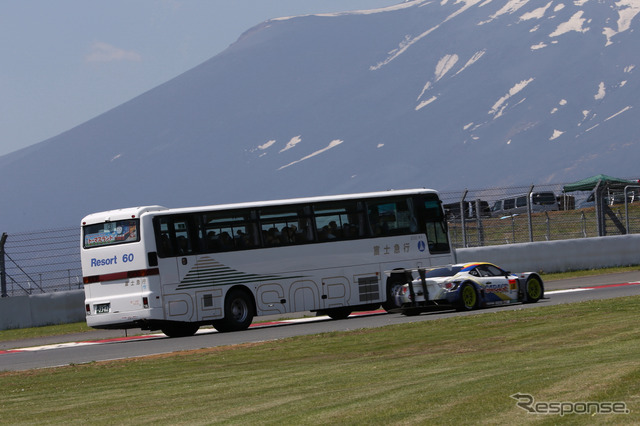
[{"xmin": 0, "ymin": 0, "xmax": 638, "ymax": 231}]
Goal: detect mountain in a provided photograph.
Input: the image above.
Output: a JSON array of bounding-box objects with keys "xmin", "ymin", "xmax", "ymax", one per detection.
[{"xmin": 1, "ymin": 0, "xmax": 639, "ymax": 232}]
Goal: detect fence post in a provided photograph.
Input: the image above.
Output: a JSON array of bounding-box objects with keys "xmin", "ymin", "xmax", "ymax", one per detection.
[
  {"xmin": 1, "ymin": 233, "xmax": 7, "ymax": 297},
  {"xmin": 594, "ymin": 180, "xmax": 604, "ymax": 236},
  {"xmin": 475, "ymin": 199, "xmax": 484, "ymax": 247},
  {"xmin": 460, "ymin": 189, "xmax": 468, "ymax": 248},
  {"xmin": 527, "ymin": 184, "xmax": 534, "ymax": 242}
]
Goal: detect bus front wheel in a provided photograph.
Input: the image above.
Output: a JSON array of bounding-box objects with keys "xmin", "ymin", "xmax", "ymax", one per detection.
[{"xmin": 213, "ymin": 289, "xmax": 255, "ymax": 333}]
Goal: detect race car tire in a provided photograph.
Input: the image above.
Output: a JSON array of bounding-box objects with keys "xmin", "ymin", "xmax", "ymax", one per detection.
[
  {"xmin": 524, "ymin": 276, "xmax": 544, "ymax": 303},
  {"xmin": 456, "ymin": 282, "xmax": 478, "ymax": 311}
]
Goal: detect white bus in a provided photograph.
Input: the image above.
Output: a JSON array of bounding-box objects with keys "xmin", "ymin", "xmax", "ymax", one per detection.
[{"xmin": 81, "ymin": 189, "xmax": 453, "ymax": 337}]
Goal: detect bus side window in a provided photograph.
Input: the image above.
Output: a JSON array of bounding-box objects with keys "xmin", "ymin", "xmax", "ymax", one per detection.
[
  {"xmin": 172, "ymin": 218, "xmax": 193, "ymax": 255},
  {"xmin": 314, "ymin": 201, "xmax": 363, "ymax": 241},
  {"xmin": 154, "ymin": 217, "xmax": 173, "ymax": 257},
  {"xmin": 367, "ymin": 198, "xmax": 415, "ymax": 236},
  {"xmin": 158, "ymin": 233, "xmax": 171, "ymax": 256},
  {"xmin": 153, "ymin": 216, "xmax": 194, "ymax": 257},
  {"xmin": 259, "ymin": 205, "xmax": 312, "ymax": 246},
  {"xmin": 200, "ymin": 210, "xmax": 259, "ymax": 252}
]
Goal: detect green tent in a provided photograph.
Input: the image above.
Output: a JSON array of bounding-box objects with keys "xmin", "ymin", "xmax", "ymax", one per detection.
[{"xmin": 563, "ymin": 174, "xmax": 638, "ymax": 193}]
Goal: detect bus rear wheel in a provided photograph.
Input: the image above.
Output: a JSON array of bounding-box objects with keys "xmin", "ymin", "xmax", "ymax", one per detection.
[
  {"xmin": 161, "ymin": 322, "xmax": 199, "ymax": 338},
  {"xmin": 382, "ymin": 274, "xmax": 406, "ymax": 312},
  {"xmin": 326, "ymin": 308, "xmax": 352, "ymax": 320},
  {"xmin": 213, "ymin": 289, "xmax": 254, "ymax": 333}
]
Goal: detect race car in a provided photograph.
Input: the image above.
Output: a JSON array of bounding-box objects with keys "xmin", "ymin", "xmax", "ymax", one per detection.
[{"xmin": 392, "ymin": 262, "xmax": 544, "ymax": 315}]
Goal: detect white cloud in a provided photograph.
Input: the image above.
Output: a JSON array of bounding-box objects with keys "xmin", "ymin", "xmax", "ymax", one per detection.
[{"xmin": 86, "ymin": 42, "xmax": 142, "ymax": 62}]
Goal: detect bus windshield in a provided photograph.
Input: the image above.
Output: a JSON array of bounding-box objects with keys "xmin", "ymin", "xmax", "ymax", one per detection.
[{"xmin": 83, "ymin": 219, "xmax": 139, "ymax": 248}]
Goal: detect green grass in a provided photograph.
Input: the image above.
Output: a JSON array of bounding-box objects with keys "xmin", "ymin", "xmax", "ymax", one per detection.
[
  {"xmin": 542, "ymin": 264, "xmax": 640, "ymax": 282},
  {"xmin": 0, "ymin": 321, "xmax": 95, "ymax": 342},
  {"xmin": 2, "ymin": 296, "xmax": 640, "ymax": 424}
]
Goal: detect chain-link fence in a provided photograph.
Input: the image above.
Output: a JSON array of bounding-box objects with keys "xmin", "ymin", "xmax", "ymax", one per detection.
[
  {"xmin": 440, "ymin": 182, "xmax": 640, "ymax": 248},
  {"xmin": 0, "ymin": 227, "xmax": 81, "ymax": 297},
  {"xmin": 1, "ymin": 181, "xmax": 639, "ymax": 296}
]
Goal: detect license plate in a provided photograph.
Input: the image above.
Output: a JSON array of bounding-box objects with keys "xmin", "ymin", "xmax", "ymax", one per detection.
[{"xmin": 96, "ymin": 303, "xmax": 110, "ymax": 314}]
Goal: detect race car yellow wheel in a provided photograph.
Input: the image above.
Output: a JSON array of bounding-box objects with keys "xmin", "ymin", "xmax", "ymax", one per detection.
[
  {"xmin": 524, "ymin": 276, "xmax": 544, "ymax": 303},
  {"xmin": 457, "ymin": 282, "xmax": 478, "ymax": 311}
]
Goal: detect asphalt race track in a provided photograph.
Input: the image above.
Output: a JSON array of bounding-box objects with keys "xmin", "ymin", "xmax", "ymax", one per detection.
[{"xmin": 1, "ymin": 272, "xmax": 639, "ymax": 372}]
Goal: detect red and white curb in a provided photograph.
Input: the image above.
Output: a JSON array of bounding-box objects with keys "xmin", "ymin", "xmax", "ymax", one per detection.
[{"xmin": 0, "ymin": 310, "xmax": 385, "ymax": 355}]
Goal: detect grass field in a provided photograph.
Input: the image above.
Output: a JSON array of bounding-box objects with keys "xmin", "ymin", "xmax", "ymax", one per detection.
[{"xmin": 1, "ymin": 295, "xmax": 639, "ymax": 424}]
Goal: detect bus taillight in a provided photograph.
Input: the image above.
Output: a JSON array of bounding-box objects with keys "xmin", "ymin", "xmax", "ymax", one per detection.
[
  {"xmin": 142, "ymin": 297, "xmax": 149, "ymax": 309},
  {"xmin": 85, "ymin": 304, "xmax": 91, "ymax": 315}
]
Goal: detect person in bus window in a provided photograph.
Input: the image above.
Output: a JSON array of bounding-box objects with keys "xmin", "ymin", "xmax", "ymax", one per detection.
[
  {"xmin": 176, "ymin": 236, "xmax": 189, "ymax": 254},
  {"xmin": 219, "ymin": 232, "xmax": 233, "ymax": 250}
]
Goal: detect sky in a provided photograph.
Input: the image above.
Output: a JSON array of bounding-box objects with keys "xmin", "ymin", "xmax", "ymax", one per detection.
[{"xmin": 0, "ymin": 0, "xmax": 399, "ymax": 158}]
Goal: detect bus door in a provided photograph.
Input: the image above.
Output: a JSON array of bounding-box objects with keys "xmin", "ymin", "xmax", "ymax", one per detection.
[{"xmin": 154, "ymin": 215, "xmax": 198, "ymax": 321}]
